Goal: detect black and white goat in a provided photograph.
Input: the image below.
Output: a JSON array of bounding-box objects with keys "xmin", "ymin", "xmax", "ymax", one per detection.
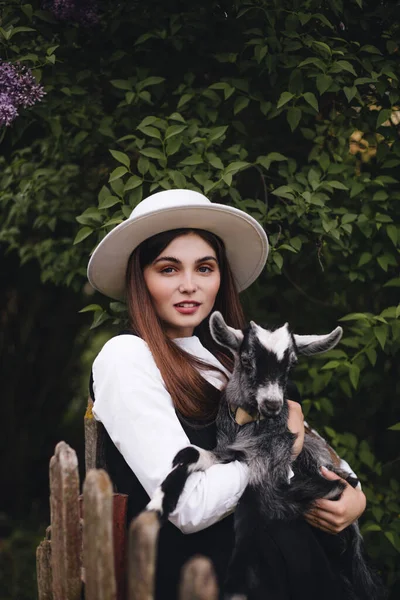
[{"xmin": 147, "ymin": 312, "xmax": 383, "ymax": 599}]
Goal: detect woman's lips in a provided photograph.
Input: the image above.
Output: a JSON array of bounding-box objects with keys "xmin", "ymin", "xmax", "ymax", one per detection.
[{"xmin": 173, "ymin": 302, "xmax": 201, "ymax": 315}]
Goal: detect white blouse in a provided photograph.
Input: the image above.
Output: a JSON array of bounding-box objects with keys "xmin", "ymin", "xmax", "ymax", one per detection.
[{"xmin": 92, "ymin": 334, "xmax": 357, "ymax": 535}]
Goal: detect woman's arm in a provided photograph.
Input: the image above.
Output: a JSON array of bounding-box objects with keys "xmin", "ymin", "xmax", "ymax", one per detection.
[{"xmin": 92, "ymin": 334, "xmax": 249, "ymax": 534}]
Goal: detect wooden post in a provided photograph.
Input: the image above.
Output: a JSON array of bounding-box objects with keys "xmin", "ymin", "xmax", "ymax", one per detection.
[
  {"xmin": 36, "ymin": 527, "xmax": 53, "ymax": 600},
  {"xmin": 50, "ymin": 441, "xmax": 81, "ymax": 600},
  {"xmin": 84, "ymin": 397, "xmax": 107, "ymax": 472},
  {"xmin": 83, "ymin": 469, "xmax": 117, "ymax": 600},
  {"xmin": 179, "ymin": 556, "xmax": 219, "ymax": 600},
  {"xmin": 128, "ymin": 511, "xmax": 160, "ymax": 600}
]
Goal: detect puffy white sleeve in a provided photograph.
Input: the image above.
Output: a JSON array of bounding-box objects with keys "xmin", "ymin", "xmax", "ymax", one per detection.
[{"xmin": 92, "ymin": 335, "xmax": 249, "ymax": 534}]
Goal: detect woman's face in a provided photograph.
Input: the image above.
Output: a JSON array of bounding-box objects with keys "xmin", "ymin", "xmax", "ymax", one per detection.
[{"xmin": 143, "ymin": 233, "xmax": 221, "ymax": 338}]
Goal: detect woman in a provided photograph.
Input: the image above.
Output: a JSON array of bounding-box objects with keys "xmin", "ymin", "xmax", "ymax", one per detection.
[{"xmin": 88, "ymin": 189, "xmax": 366, "ymax": 599}]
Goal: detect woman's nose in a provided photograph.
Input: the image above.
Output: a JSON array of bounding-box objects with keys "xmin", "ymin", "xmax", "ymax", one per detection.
[{"xmin": 178, "ymin": 273, "xmax": 198, "ymax": 293}]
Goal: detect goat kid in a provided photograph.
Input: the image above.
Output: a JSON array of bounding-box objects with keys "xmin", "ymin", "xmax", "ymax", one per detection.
[{"xmin": 147, "ymin": 312, "xmax": 383, "ymax": 600}]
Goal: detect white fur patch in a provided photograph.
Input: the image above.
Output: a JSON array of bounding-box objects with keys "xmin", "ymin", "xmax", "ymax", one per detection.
[
  {"xmin": 146, "ymin": 486, "xmax": 165, "ymax": 514},
  {"xmin": 188, "ymin": 448, "xmax": 216, "ymax": 473},
  {"xmin": 254, "ymin": 323, "xmax": 292, "ymax": 361},
  {"xmin": 257, "ymin": 382, "xmax": 283, "ymax": 405}
]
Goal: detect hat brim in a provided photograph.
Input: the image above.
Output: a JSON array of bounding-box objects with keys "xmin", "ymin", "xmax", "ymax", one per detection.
[{"xmin": 87, "ymin": 203, "xmax": 268, "ymax": 300}]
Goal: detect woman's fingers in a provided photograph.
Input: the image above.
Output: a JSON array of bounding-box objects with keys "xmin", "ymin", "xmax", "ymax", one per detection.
[
  {"xmin": 304, "ymin": 514, "xmax": 338, "ymax": 534},
  {"xmin": 305, "ymin": 467, "xmax": 367, "ymax": 534}
]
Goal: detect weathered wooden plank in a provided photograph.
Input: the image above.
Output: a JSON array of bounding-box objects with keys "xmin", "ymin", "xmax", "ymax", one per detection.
[
  {"xmin": 84, "ymin": 397, "xmax": 107, "ymax": 472},
  {"xmin": 36, "ymin": 529, "xmax": 53, "ymax": 600},
  {"xmin": 128, "ymin": 511, "xmax": 160, "ymax": 600},
  {"xmin": 83, "ymin": 468, "xmax": 117, "ymax": 600},
  {"xmin": 113, "ymin": 493, "xmax": 128, "ymax": 600},
  {"xmin": 49, "ymin": 441, "xmax": 81, "ymax": 600},
  {"xmin": 179, "ymin": 556, "xmax": 219, "ymax": 600},
  {"xmin": 79, "ymin": 490, "xmax": 128, "ymax": 600}
]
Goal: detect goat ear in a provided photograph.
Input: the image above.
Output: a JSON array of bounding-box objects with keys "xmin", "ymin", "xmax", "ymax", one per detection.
[
  {"xmin": 294, "ymin": 326, "xmax": 343, "ymax": 356},
  {"xmin": 209, "ymin": 311, "xmax": 244, "ymax": 352}
]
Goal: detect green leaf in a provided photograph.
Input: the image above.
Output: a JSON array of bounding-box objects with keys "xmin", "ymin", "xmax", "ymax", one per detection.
[
  {"xmin": 376, "ymin": 109, "xmax": 392, "ymax": 128},
  {"xmin": 109, "ymin": 166, "xmax": 128, "ymax": 182},
  {"xmin": 99, "ymin": 195, "xmax": 121, "ymax": 209},
  {"xmin": 316, "ymin": 74, "xmax": 333, "ymax": 95},
  {"xmin": 177, "ymin": 93, "xmax": 194, "ymax": 109},
  {"xmin": 234, "ymin": 96, "xmax": 250, "ymax": 115},
  {"xmin": 166, "ymin": 137, "xmax": 182, "ymax": 156},
  {"xmin": 312, "ymin": 41, "xmax": 331, "ymax": 56},
  {"xmin": 209, "ymin": 82, "xmax": 235, "ymax": 100},
  {"xmin": 109, "ymin": 150, "xmax": 130, "ymax": 168},
  {"xmin": 326, "ymin": 180, "xmax": 348, "ymax": 190},
  {"xmin": 374, "ymin": 325, "xmax": 387, "ymax": 349},
  {"xmin": 360, "ymin": 45, "xmax": 382, "ymax": 55},
  {"xmin": 272, "ymin": 252, "xmax": 283, "ymax": 270},
  {"xmin": 137, "ymin": 76, "xmax": 165, "ymax": 89},
  {"xmin": 384, "ymin": 531, "xmax": 400, "ymax": 551},
  {"xmin": 342, "ymin": 213, "xmax": 357, "ymax": 224},
  {"xmin": 388, "ymin": 423, "xmax": 400, "ymax": 431},
  {"xmin": 321, "ymin": 360, "xmax": 341, "ymax": 370},
  {"xmin": 267, "ymin": 152, "xmax": 287, "ymax": 162},
  {"xmin": 365, "ymin": 347, "xmax": 377, "ymax": 366},
  {"xmin": 277, "ymin": 91, "xmax": 294, "ymax": 109},
  {"xmin": 272, "ymin": 185, "xmax": 295, "ymax": 200},
  {"xmin": 73, "ymin": 227, "xmax": 93, "ymax": 244},
  {"xmin": 140, "ymin": 148, "xmax": 165, "ymax": 160},
  {"xmin": 343, "ymin": 86, "xmax": 357, "ymax": 102},
  {"xmin": 138, "ymin": 126, "xmax": 162, "ymax": 139},
  {"xmin": 339, "ymin": 313, "xmax": 370, "ymax": 322},
  {"xmin": 79, "ymin": 304, "xmax": 103, "ymax": 313},
  {"xmin": 336, "ymin": 60, "xmax": 357, "ymax": 76},
  {"xmin": 165, "ymin": 124, "xmax": 187, "ymax": 140},
  {"xmin": 169, "ymin": 112, "xmax": 186, "ymax": 123},
  {"xmin": 386, "ymin": 225, "xmax": 398, "ymax": 246},
  {"xmin": 207, "ymin": 154, "xmax": 224, "ymax": 169},
  {"xmin": 349, "ymin": 364, "xmax": 360, "ymax": 389},
  {"xmin": 287, "ymin": 107, "xmax": 301, "ymax": 131},
  {"xmin": 383, "ymin": 277, "xmax": 400, "ymax": 288},
  {"xmin": 124, "ymin": 176, "xmax": 142, "ymax": 191},
  {"xmin": 303, "ymin": 92, "xmax": 319, "ymax": 112},
  {"xmin": 358, "ymin": 252, "xmax": 372, "ymax": 267},
  {"xmin": 362, "ymin": 524, "xmax": 382, "ymax": 533},
  {"xmin": 225, "ymin": 161, "xmax": 249, "ymax": 174},
  {"xmin": 180, "ymin": 154, "xmax": 203, "ymax": 166},
  {"xmin": 350, "ymin": 182, "xmax": 365, "ymax": 198},
  {"xmin": 111, "ymin": 79, "xmax": 132, "ymax": 90},
  {"xmin": 209, "ymin": 126, "xmax": 228, "ymax": 142}
]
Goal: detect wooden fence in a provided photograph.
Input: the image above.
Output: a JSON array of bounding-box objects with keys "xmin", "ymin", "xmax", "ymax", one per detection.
[{"xmin": 36, "ymin": 441, "xmax": 219, "ymax": 600}]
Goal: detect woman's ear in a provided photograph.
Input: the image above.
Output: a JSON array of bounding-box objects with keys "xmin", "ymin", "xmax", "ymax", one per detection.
[{"xmin": 209, "ymin": 311, "xmax": 244, "ymax": 352}]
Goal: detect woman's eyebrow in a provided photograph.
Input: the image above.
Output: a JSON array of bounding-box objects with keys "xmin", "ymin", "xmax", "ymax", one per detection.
[{"xmin": 152, "ymin": 255, "xmax": 218, "ymax": 265}]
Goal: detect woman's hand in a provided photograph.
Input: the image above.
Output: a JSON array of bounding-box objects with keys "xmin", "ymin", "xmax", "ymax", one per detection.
[
  {"xmin": 305, "ymin": 466, "xmax": 367, "ymax": 534},
  {"xmin": 287, "ymin": 400, "xmax": 304, "ymax": 459}
]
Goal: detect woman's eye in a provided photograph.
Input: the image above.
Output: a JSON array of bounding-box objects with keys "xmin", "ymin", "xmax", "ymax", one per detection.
[
  {"xmin": 198, "ymin": 265, "xmax": 213, "ymax": 273},
  {"xmin": 160, "ymin": 266, "xmax": 176, "ymax": 274}
]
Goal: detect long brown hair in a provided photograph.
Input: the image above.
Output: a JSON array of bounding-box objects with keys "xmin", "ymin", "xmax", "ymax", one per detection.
[{"xmin": 126, "ymin": 228, "xmax": 246, "ymax": 421}]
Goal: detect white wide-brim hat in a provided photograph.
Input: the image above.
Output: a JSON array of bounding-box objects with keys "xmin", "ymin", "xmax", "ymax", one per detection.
[{"xmin": 87, "ymin": 189, "xmax": 269, "ymax": 300}]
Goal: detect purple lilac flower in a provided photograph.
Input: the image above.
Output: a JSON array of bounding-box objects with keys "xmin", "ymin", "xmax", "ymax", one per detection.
[
  {"xmin": 0, "ymin": 61, "xmax": 45, "ymax": 127},
  {"xmin": 0, "ymin": 93, "xmax": 18, "ymax": 127},
  {"xmin": 43, "ymin": 0, "xmax": 99, "ymax": 26}
]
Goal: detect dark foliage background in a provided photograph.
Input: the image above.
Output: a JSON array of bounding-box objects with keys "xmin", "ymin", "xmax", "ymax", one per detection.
[{"xmin": 0, "ymin": 0, "xmax": 399, "ymax": 598}]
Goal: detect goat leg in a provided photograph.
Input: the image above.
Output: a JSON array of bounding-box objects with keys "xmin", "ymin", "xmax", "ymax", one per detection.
[{"xmin": 146, "ymin": 446, "xmax": 217, "ymax": 521}]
